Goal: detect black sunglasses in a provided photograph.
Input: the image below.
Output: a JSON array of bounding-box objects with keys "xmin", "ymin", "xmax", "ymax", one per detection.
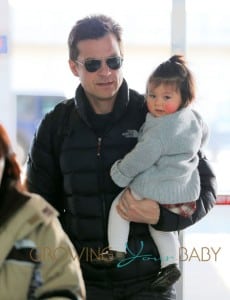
[{"xmin": 75, "ymin": 56, "xmax": 123, "ymax": 72}]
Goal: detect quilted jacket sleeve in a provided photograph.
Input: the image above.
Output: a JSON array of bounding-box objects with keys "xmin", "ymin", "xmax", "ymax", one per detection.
[{"xmin": 26, "ymin": 108, "xmax": 63, "ymax": 212}]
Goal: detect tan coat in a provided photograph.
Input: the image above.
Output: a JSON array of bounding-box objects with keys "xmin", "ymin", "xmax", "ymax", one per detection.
[{"xmin": 0, "ymin": 192, "xmax": 85, "ymax": 300}]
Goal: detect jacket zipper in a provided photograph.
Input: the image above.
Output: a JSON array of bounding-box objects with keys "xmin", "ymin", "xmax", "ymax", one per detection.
[
  {"xmin": 97, "ymin": 137, "xmax": 102, "ymax": 157},
  {"xmin": 96, "ymin": 136, "xmax": 107, "ymax": 244}
]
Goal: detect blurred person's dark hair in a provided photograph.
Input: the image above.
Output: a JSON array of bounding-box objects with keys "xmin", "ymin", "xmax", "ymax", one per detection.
[{"xmin": 0, "ymin": 124, "xmax": 29, "ymax": 227}]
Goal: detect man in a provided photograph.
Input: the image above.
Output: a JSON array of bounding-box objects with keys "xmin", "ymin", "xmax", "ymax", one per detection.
[{"xmin": 26, "ymin": 15, "xmax": 217, "ymax": 300}]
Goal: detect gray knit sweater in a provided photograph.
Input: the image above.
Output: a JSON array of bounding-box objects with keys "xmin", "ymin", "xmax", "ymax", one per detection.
[{"xmin": 110, "ymin": 108, "xmax": 208, "ymax": 204}]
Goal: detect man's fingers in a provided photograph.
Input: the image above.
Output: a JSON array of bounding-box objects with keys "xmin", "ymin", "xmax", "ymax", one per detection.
[{"xmin": 116, "ymin": 204, "xmax": 129, "ymax": 221}]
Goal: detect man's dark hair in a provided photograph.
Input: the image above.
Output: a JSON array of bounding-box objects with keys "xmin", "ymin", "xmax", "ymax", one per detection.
[{"xmin": 68, "ymin": 14, "xmax": 123, "ymax": 61}]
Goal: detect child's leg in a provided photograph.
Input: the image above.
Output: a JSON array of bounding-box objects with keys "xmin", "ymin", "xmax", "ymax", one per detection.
[
  {"xmin": 148, "ymin": 226, "xmax": 180, "ymax": 268},
  {"xmin": 108, "ymin": 189, "xmax": 142, "ymax": 251},
  {"xmin": 149, "ymin": 226, "xmax": 181, "ymax": 290},
  {"xmin": 108, "ymin": 190, "xmax": 130, "ymax": 252}
]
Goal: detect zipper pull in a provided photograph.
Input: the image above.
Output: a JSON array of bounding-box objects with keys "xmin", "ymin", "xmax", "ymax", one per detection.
[{"xmin": 97, "ymin": 137, "xmax": 102, "ymax": 157}]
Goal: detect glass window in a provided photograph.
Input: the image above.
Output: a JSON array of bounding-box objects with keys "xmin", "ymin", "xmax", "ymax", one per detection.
[
  {"xmin": 16, "ymin": 94, "xmax": 65, "ymax": 163},
  {"xmin": 186, "ymin": 0, "xmax": 230, "ymax": 194},
  {"xmin": 184, "ymin": 2, "xmax": 230, "ymax": 300}
]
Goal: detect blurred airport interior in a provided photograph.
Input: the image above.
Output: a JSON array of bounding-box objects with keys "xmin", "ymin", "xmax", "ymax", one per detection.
[{"xmin": 1, "ymin": 1, "xmax": 230, "ymax": 299}]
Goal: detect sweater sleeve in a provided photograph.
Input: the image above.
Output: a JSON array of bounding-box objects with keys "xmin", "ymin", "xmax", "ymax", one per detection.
[{"xmin": 110, "ymin": 135, "xmax": 163, "ymax": 187}]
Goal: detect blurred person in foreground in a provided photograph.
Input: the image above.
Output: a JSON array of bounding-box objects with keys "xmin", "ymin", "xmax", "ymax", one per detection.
[
  {"xmin": 26, "ymin": 14, "xmax": 217, "ymax": 300},
  {"xmin": 0, "ymin": 123, "xmax": 85, "ymax": 300}
]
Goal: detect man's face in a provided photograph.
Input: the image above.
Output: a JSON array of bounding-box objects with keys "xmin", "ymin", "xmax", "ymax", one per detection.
[{"xmin": 69, "ymin": 33, "xmax": 123, "ymax": 111}]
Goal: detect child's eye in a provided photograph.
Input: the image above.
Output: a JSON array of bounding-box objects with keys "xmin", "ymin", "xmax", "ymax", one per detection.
[
  {"xmin": 164, "ymin": 96, "xmax": 171, "ymax": 101},
  {"xmin": 148, "ymin": 94, "xmax": 156, "ymax": 99}
]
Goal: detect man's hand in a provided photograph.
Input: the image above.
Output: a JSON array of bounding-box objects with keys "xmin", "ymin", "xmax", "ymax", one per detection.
[{"xmin": 117, "ymin": 188, "xmax": 160, "ymax": 225}]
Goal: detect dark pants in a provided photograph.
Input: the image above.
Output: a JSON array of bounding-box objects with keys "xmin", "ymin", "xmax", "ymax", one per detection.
[{"xmin": 86, "ymin": 283, "xmax": 176, "ymax": 300}]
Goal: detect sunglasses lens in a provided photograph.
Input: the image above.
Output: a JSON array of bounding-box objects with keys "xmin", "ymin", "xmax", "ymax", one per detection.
[
  {"xmin": 82, "ymin": 57, "xmax": 123, "ymax": 72},
  {"xmin": 107, "ymin": 57, "xmax": 123, "ymax": 70},
  {"xmin": 85, "ymin": 60, "xmax": 101, "ymax": 72}
]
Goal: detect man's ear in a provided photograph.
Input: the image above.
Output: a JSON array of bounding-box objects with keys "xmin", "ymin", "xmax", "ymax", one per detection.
[{"xmin": 69, "ymin": 60, "xmax": 79, "ymax": 77}]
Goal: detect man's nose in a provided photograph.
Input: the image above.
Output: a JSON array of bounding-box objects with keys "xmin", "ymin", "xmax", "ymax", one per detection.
[{"xmin": 98, "ymin": 61, "xmax": 112, "ymax": 75}]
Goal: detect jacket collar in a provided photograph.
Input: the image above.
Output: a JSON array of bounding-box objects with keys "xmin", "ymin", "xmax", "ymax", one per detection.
[{"xmin": 74, "ymin": 79, "xmax": 130, "ymax": 126}]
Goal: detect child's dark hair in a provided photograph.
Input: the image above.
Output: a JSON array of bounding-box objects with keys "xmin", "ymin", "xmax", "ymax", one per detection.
[{"xmin": 147, "ymin": 55, "xmax": 195, "ymax": 108}]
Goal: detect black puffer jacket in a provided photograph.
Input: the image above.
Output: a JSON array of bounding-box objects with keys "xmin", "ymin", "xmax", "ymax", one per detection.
[{"xmin": 27, "ymin": 80, "xmax": 217, "ymax": 289}]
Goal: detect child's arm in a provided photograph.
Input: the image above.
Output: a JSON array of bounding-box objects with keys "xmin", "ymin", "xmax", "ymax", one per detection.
[{"xmin": 111, "ymin": 134, "xmax": 163, "ymax": 187}]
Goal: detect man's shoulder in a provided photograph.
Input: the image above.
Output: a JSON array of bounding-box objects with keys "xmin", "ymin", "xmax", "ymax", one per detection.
[
  {"xmin": 35, "ymin": 98, "xmax": 75, "ymax": 140},
  {"xmin": 129, "ymin": 88, "xmax": 145, "ymax": 102},
  {"xmin": 128, "ymin": 88, "xmax": 146, "ymax": 114},
  {"xmin": 52, "ymin": 97, "xmax": 75, "ymax": 112},
  {"xmin": 46, "ymin": 98, "xmax": 75, "ymax": 124}
]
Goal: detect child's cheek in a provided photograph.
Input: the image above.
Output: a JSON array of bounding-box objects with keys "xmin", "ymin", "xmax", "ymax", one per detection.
[
  {"xmin": 147, "ymin": 101, "xmax": 154, "ymax": 112},
  {"xmin": 164, "ymin": 102, "xmax": 178, "ymax": 114}
]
